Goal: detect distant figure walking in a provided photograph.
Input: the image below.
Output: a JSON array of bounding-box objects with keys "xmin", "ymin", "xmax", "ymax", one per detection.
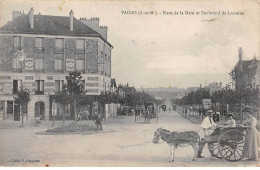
[{"xmin": 95, "ymin": 113, "xmax": 103, "ymax": 130}]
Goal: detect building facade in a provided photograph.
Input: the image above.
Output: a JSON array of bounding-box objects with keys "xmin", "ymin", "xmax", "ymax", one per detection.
[{"xmin": 0, "ymin": 8, "xmax": 113, "ymax": 121}]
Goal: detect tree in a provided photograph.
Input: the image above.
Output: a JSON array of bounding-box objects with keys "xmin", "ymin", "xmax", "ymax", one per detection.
[
  {"xmin": 64, "ymin": 71, "xmax": 84, "ymax": 122},
  {"xmin": 53, "ymin": 87, "xmax": 73, "ymax": 125},
  {"xmin": 13, "ymin": 86, "xmax": 31, "ymax": 127}
]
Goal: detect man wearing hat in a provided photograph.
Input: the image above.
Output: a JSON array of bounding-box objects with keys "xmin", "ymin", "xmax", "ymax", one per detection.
[{"xmin": 198, "ymin": 110, "xmax": 217, "ymax": 158}]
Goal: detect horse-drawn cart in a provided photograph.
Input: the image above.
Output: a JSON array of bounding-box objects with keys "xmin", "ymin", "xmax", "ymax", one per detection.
[
  {"xmin": 134, "ymin": 103, "xmax": 158, "ymax": 124},
  {"xmin": 153, "ymin": 126, "xmax": 247, "ymax": 162},
  {"xmin": 205, "ymin": 126, "xmax": 247, "ymax": 162}
]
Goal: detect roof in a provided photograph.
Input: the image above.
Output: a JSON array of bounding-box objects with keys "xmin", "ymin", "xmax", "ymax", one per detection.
[
  {"xmin": 117, "ymin": 85, "xmax": 136, "ymax": 93},
  {"xmin": 0, "ymin": 14, "xmax": 113, "ymax": 48}
]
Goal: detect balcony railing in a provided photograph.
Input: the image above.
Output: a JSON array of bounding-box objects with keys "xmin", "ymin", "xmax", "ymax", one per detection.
[
  {"xmin": 35, "ymin": 69, "xmax": 44, "ymax": 73},
  {"xmin": 75, "ymin": 69, "xmax": 85, "ymax": 73},
  {"xmin": 55, "ymin": 47, "xmax": 64, "ymax": 53},
  {"xmin": 13, "ymin": 46, "xmax": 22, "ymax": 51},
  {"xmin": 35, "ymin": 47, "xmax": 45, "ymax": 52},
  {"xmin": 76, "ymin": 49, "xmax": 85, "ymax": 53},
  {"xmin": 12, "ymin": 68, "xmax": 22, "ymax": 73},
  {"xmin": 54, "ymin": 69, "xmax": 64, "ymax": 73},
  {"xmin": 35, "ymin": 91, "xmax": 44, "ymax": 95}
]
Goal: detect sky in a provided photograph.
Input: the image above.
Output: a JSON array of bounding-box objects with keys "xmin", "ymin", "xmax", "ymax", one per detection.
[{"xmin": 0, "ymin": 0, "xmax": 259, "ymax": 88}]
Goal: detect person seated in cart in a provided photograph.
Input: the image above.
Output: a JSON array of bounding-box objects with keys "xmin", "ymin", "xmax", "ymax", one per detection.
[
  {"xmin": 217, "ymin": 113, "xmax": 236, "ymax": 128},
  {"xmin": 198, "ymin": 111, "xmax": 237, "ymax": 158}
]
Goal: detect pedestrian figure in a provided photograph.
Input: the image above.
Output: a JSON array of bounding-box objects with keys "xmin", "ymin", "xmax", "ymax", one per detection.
[
  {"xmin": 242, "ymin": 111, "xmax": 260, "ymax": 161},
  {"xmin": 198, "ymin": 110, "xmax": 217, "ymax": 158},
  {"xmin": 95, "ymin": 113, "xmax": 103, "ymax": 130},
  {"xmin": 202, "ymin": 108, "xmax": 206, "ymax": 118}
]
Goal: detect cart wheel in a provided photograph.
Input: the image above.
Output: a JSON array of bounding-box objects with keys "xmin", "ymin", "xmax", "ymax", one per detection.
[
  {"xmin": 209, "ymin": 142, "xmax": 223, "ymax": 158},
  {"xmin": 218, "ymin": 130, "xmax": 246, "ymax": 162}
]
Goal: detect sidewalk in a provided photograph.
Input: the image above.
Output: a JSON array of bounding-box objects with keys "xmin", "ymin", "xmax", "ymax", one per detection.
[
  {"xmin": 0, "ymin": 115, "xmax": 136, "ymax": 130},
  {"xmin": 177, "ymin": 110, "xmax": 226, "ymax": 125}
]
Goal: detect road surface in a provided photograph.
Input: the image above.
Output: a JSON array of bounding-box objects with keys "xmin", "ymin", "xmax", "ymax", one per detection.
[{"xmin": 0, "ymin": 110, "xmax": 259, "ymax": 167}]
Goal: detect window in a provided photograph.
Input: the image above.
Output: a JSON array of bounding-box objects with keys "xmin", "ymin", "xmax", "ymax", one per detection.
[
  {"xmin": 76, "ymin": 54, "xmax": 85, "ymax": 71},
  {"xmin": 55, "ymin": 80, "xmax": 64, "ymax": 92},
  {"xmin": 13, "ymin": 80, "xmax": 22, "ymax": 94},
  {"xmin": 35, "ymin": 38, "xmax": 44, "ymax": 51},
  {"xmin": 35, "ymin": 80, "xmax": 44, "ymax": 94},
  {"xmin": 12, "ymin": 58, "xmax": 23, "ymax": 72},
  {"xmin": 55, "ymin": 60, "xmax": 64, "ymax": 72},
  {"xmin": 55, "ymin": 39, "xmax": 64, "ymax": 52},
  {"xmin": 76, "ymin": 39, "xmax": 85, "ymax": 53},
  {"xmin": 55, "ymin": 54, "xmax": 64, "ymax": 72},
  {"xmin": 13, "ymin": 36, "xmax": 22, "ymax": 51},
  {"xmin": 35, "ymin": 59, "xmax": 44, "ymax": 72},
  {"xmin": 35, "ymin": 53, "xmax": 44, "ymax": 72}
]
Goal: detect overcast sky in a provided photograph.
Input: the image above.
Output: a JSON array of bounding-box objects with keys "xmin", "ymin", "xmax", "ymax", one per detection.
[{"xmin": 0, "ymin": 0, "xmax": 259, "ymax": 88}]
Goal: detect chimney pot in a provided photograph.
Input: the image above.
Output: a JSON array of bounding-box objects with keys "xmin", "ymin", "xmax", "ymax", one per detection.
[
  {"xmin": 28, "ymin": 7, "xmax": 34, "ymax": 29},
  {"xmin": 69, "ymin": 10, "xmax": 74, "ymax": 31}
]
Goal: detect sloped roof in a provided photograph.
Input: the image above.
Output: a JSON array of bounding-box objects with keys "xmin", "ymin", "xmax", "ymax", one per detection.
[{"xmin": 0, "ymin": 14, "xmax": 113, "ymax": 47}]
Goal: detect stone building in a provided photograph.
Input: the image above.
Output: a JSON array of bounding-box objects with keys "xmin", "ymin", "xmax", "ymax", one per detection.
[
  {"xmin": 231, "ymin": 48, "xmax": 260, "ymax": 89},
  {"xmin": 0, "ymin": 8, "xmax": 113, "ymax": 121}
]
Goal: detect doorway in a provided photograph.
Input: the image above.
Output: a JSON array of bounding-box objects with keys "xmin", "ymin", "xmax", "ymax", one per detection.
[{"xmin": 35, "ymin": 102, "xmax": 45, "ymax": 120}]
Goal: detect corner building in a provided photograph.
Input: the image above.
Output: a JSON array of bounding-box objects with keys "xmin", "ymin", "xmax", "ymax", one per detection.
[{"xmin": 0, "ymin": 8, "xmax": 113, "ymax": 121}]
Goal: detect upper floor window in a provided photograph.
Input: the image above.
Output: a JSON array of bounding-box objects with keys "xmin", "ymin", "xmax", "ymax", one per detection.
[
  {"xmin": 35, "ymin": 37, "xmax": 44, "ymax": 51},
  {"xmin": 13, "ymin": 80, "xmax": 22, "ymax": 94},
  {"xmin": 55, "ymin": 80, "xmax": 64, "ymax": 93},
  {"xmin": 13, "ymin": 36, "xmax": 22, "ymax": 51},
  {"xmin": 76, "ymin": 54, "xmax": 85, "ymax": 72},
  {"xmin": 35, "ymin": 80, "xmax": 44, "ymax": 95},
  {"xmin": 76, "ymin": 39, "xmax": 85, "ymax": 53},
  {"xmin": 35, "ymin": 53, "xmax": 44, "ymax": 72},
  {"xmin": 55, "ymin": 38, "xmax": 64, "ymax": 52},
  {"xmin": 12, "ymin": 52, "xmax": 24, "ymax": 72},
  {"xmin": 54, "ymin": 54, "xmax": 64, "ymax": 72}
]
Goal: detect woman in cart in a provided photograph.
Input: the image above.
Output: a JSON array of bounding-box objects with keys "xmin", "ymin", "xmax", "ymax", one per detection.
[{"xmin": 242, "ymin": 110, "xmax": 260, "ymax": 161}]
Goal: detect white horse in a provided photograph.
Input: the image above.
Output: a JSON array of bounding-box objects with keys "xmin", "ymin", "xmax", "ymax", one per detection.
[{"xmin": 152, "ymin": 127, "xmax": 200, "ymax": 162}]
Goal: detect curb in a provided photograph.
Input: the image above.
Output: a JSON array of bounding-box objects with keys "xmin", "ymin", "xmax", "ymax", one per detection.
[{"xmin": 176, "ymin": 111, "xmax": 200, "ymax": 124}]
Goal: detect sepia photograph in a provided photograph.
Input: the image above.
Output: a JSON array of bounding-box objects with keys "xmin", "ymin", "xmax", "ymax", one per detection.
[{"xmin": 0, "ymin": 0, "xmax": 259, "ymax": 167}]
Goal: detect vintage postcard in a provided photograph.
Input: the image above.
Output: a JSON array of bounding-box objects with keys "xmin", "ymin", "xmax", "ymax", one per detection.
[{"xmin": 0, "ymin": 0, "xmax": 259, "ymax": 167}]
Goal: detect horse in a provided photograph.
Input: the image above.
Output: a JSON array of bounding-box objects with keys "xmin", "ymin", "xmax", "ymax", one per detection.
[{"xmin": 152, "ymin": 127, "xmax": 200, "ymax": 162}]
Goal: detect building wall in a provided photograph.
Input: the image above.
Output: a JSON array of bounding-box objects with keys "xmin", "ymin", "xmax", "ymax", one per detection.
[
  {"xmin": 0, "ymin": 33, "xmax": 112, "ymax": 121},
  {"xmin": 0, "ymin": 34, "xmax": 113, "ymax": 74}
]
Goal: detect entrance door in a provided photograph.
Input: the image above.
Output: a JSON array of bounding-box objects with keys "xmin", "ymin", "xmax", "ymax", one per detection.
[
  {"xmin": 7, "ymin": 101, "xmax": 14, "ymax": 120},
  {"xmin": 14, "ymin": 102, "xmax": 20, "ymax": 121},
  {"xmin": 35, "ymin": 102, "xmax": 45, "ymax": 120}
]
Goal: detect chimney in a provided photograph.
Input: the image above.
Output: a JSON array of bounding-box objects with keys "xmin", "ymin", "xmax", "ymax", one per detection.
[
  {"xmin": 28, "ymin": 7, "xmax": 34, "ymax": 29},
  {"xmin": 69, "ymin": 10, "xmax": 74, "ymax": 31},
  {"xmin": 12, "ymin": 11, "xmax": 23, "ymax": 20},
  {"xmin": 99, "ymin": 26, "xmax": 108, "ymax": 40},
  {"xmin": 80, "ymin": 17, "xmax": 100, "ymax": 33}
]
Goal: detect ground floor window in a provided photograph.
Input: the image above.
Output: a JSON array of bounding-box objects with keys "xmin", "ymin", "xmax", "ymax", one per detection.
[{"xmin": 35, "ymin": 102, "xmax": 45, "ymax": 120}]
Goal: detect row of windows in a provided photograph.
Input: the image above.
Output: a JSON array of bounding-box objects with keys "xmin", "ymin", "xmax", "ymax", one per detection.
[
  {"xmin": 11, "ymin": 80, "xmax": 110, "ymax": 95},
  {"xmin": 12, "ymin": 80, "xmax": 64, "ymax": 95},
  {"xmin": 13, "ymin": 37, "xmax": 87, "ymax": 52},
  {"xmin": 12, "ymin": 58, "xmax": 86, "ymax": 72}
]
